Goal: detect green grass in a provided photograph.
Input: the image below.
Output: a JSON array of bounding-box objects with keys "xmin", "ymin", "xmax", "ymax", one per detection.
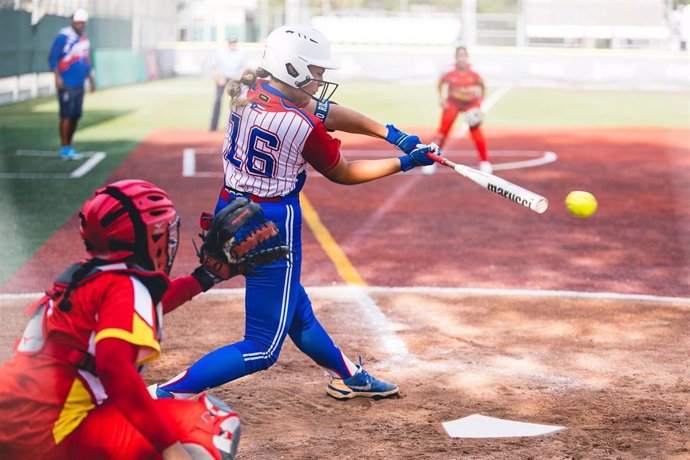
[
  {"xmin": 489, "ymin": 87, "xmax": 690, "ymax": 127},
  {"xmin": 336, "ymin": 81, "xmax": 690, "ymax": 128},
  {"xmin": 1, "ymin": 77, "xmax": 688, "ymax": 285},
  {"xmin": 335, "ymin": 81, "xmax": 439, "ymax": 127},
  {"xmin": 0, "ymin": 78, "xmax": 216, "ymax": 284}
]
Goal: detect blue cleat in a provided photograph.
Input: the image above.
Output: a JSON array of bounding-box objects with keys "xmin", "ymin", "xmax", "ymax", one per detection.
[
  {"xmin": 147, "ymin": 383, "xmax": 197, "ymax": 400},
  {"xmin": 326, "ymin": 357, "xmax": 399, "ymax": 400},
  {"xmin": 155, "ymin": 385, "xmax": 175, "ymax": 399},
  {"xmin": 147, "ymin": 383, "xmax": 175, "ymax": 399},
  {"xmin": 60, "ymin": 146, "xmax": 84, "ymax": 161}
]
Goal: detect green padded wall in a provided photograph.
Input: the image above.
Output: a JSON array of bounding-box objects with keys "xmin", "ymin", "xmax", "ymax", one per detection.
[{"xmin": 0, "ymin": 9, "xmax": 133, "ymax": 78}]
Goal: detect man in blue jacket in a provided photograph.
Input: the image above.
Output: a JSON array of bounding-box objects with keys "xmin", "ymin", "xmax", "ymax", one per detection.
[{"xmin": 48, "ymin": 8, "xmax": 95, "ymax": 160}]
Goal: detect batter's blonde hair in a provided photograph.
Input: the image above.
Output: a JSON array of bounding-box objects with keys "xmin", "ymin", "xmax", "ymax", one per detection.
[{"xmin": 228, "ymin": 68, "xmax": 270, "ymax": 108}]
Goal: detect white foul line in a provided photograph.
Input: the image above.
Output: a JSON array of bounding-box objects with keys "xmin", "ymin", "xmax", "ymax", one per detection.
[
  {"xmin": 70, "ymin": 152, "xmax": 106, "ymax": 178},
  {"xmin": 365, "ymin": 286, "xmax": 690, "ymax": 306},
  {"xmin": 490, "ymin": 151, "xmax": 557, "ymax": 171},
  {"xmin": 483, "ymin": 85, "xmax": 513, "ymax": 112},
  {"xmin": 3, "ymin": 286, "xmax": 688, "ymax": 307},
  {"xmin": 332, "ymin": 286, "xmax": 410, "ymax": 357},
  {"xmin": 4, "ymin": 285, "xmax": 687, "ymax": 369},
  {"xmin": 16, "ymin": 150, "xmax": 64, "ymax": 156},
  {"xmin": 0, "ymin": 150, "xmax": 106, "ymax": 179}
]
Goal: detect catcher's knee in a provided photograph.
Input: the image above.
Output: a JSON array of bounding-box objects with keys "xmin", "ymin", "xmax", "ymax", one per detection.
[{"xmin": 179, "ymin": 393, "xmax": 241, "ymax": 460}]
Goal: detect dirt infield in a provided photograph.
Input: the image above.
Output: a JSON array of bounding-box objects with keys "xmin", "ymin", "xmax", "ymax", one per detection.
[{"xmin": 2, "ymin": 127, "xmax": 689, "ymax": 458}]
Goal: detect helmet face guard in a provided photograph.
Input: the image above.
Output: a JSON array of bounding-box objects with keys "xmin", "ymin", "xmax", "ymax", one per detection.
[
  {"xmin": 295, "ymin": 76, "xmax": 339, "ymax": 104},
  {"xmin": 79, "ymin": 180, "xmax": 179, "ymax": 274},
  {"xmin": 165, "ymin": 216, "xmax": 180, "ymax": 275}
]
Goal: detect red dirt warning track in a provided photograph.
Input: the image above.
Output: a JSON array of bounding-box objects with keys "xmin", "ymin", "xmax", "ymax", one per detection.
[{"xmin": 4, "ymin": 127, "xmax": 689, "ymax": 296}]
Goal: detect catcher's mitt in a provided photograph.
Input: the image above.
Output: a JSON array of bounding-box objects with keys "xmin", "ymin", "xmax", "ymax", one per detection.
[{"xmin": 197, "ymin": 198, "xmax": 290, "ymax": 281}]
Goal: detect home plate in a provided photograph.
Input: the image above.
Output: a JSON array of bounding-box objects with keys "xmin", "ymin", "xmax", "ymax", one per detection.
[{"xmin": 442, "ymin": 414, "xmax": 566, "ymax": 438}]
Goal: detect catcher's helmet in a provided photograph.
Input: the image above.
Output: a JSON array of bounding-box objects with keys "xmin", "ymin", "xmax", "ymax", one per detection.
[
  {"xmin": 260, "ymin": 24, "xmax": 339, "ymax": 102},
  {"xmin": 79, "ymin": 180, "xmax": 179, "ymax": 274}
]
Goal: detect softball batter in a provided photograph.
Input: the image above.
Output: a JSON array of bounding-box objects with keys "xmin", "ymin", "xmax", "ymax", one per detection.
[{"xmin": 153, "ymin": 25, "xmax": 439, "ymax": 401}]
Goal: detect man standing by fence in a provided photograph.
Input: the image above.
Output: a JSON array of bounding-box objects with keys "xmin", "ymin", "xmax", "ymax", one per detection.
[
  {"xmin": 48, "ymin": 8, "xmax": 95, "ymax": 160},
  {"xmin": 209, "ymin": 35, "xmax": 246, "ymax": 131}
]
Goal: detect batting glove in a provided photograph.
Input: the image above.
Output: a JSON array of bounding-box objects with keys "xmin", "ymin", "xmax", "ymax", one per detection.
[
  {"xmin": 399, "ymin": 143, "xmax": 441, "ymax": 172},
  {"xmin": 386, "ymin": 124, "xmax": 421, "ymax": 154}
]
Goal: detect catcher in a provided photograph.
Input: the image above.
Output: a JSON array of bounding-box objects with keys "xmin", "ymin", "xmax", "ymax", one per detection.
[{"xmin": 0, "ymin": 179, "xmax": 288, "ymax": 459}]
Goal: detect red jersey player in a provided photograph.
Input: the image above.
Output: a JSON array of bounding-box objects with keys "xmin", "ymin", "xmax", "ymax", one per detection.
[
  {"xmin": 0, "ymin": 180, "xmax": 241, "ymax": 460},
  {"xmin": 430, "ymin": 46, "xmax": 492, "ymax": 174}
]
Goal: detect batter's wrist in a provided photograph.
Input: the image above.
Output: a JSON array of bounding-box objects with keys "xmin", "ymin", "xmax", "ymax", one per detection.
[{"xmin": 399, "ymin": 155, "xmax": 414, "ymax": 172}]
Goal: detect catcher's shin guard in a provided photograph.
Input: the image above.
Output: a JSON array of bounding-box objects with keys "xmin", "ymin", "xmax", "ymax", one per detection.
[{"xmin": 179, "ymin": 393, "xmax": 241, "ymax": 460}]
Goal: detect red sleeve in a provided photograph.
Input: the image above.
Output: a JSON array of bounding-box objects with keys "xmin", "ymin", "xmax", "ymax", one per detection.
[
  {"xmin": 472, "ymin": 70, "xmax": 482, "ymax": 84},
  {"xmin": 161, "ymin": 275, "xmax": 204, "ymax": 314},
  {"xmin": 440, "ymin": 69, "xmax": 452, "ymax": 84},
  {"xmin": 95, "ymin": 338, "xmax": 178, "ymax": 451},
  {"xmin": 302, "ymin": 122, "xmax": 341, "ymax": 174}
]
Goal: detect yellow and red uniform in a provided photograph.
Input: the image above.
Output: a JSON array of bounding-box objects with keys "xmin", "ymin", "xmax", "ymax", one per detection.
[
  {"xmin": 441, "ymin": 65, "xmax": 483, "ymax": 111},
  {"xmin": 436, "ymin": 65, "xmax": 489, "ymax": 163},
  {"xmin": 438, "ymin": 65, "xmax": 483, "ymax": 136},
  {"xmin": 0, "ymin": 263, "xmax": 208, "ymax": 459}
]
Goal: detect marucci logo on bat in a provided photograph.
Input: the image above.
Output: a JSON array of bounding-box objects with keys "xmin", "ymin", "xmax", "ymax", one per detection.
[
  {"xmin": 487, "ymin": 183, "xmax": 530, "ymax": 207},
  {"xmin": 442, "ymin": 160, "xmax": 547, "ymax": 213}
]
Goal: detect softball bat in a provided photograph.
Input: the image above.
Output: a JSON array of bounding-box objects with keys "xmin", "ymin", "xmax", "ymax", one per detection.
[{"xmin": 426, "ymin": 153, "xmax": 549, "ymax": 214}]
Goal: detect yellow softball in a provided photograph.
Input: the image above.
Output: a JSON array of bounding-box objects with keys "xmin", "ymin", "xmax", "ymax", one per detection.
[{"xmin": 565, "ymin": 191, "xmax": 598, "ymax": 218}]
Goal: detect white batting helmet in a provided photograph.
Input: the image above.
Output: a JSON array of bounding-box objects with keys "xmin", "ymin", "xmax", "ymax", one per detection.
[{"xmin": 260, "ymin": 25, "xmax": 339, "ymax": 101}]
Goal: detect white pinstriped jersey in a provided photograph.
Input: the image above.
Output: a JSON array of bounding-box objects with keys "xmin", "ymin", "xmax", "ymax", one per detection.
[{"xmin": 222, "ymin": 80, "xmax": 341, "ymax": 197}]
